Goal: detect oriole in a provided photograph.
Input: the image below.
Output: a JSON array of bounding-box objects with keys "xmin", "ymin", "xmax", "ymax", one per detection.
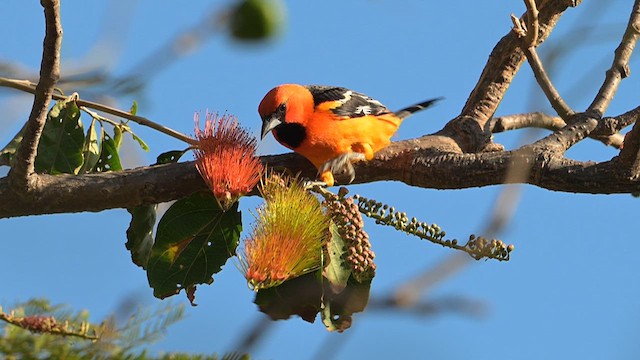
[{"xmin": 259, "ymin": 84, "xmax": 440, "ymax": 186}]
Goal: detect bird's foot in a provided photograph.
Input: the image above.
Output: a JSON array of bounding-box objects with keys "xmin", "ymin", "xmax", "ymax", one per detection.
[
  {"xmin": 303, "ymin": 179, "xmax": 329, "ymax": 189},
  {"xmin": 319, "ymin": 152, "xmax": 365, "ymax": 185}
]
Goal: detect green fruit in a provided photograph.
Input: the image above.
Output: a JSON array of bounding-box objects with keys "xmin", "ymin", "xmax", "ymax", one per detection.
[{"xmin": 230, "ymin": 0, "xmax": 285, "ymax": 41}]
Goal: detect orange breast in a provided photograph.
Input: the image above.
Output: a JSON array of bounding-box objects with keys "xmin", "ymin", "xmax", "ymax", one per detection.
[{"xmin": 295, "ymin": 113, "xmax": 402, "ymax": 169}]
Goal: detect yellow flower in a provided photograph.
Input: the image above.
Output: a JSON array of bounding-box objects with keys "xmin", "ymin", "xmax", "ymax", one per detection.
[{"xmin": 240, "ymin": 175, "xmax": 330, "ymax": 290}]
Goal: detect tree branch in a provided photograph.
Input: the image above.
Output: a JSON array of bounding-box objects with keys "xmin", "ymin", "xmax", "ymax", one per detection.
[
  {"xmin": 2, "ymin": 133, "xmax": 639, "ymax": 218},
  {"xmin": 490, "ymin": 112, "xmax": 565, "ymax": 132},
  {"xmin": 588, "ymin": 0, "xmax": 640, "ymax": 115},
  {"xmin": 444, "ymin": 0, "xmax": 581, "ymax": 152},
  {"xmin": 490, "ymin": 112, "xmax": 625, "ymax": 148},
  {"xmin": 523, "ymin": 47, "xmax": 574, "ymax": 119},
  {"xmin": 618, "ymin": 121, "xmax": 640, "ymax": 179},
  {"xmin": 8, "ymin": 0, "xmax": 62, "ymax": 191}
]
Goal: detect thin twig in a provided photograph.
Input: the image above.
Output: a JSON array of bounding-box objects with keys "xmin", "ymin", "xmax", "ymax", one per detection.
[
  {"xmin": 588, "ymin": 0, "xmax": 640, "ymax": 115},
  {"xmin": 0, "ymin": 309, "xmax": 99, "ymax": 341},
  {"xmin": 524, "ymin": 46, "xmax": 575, "ymax": 119},
  {"xmin": 8, "ymin": 0, "xmax": 62, "ymax": 190},
  {"xmin": 491, "ymin": 112, "xmax": 625, "ymax": 148},
  {"xmin": 524, "ymin": 0, "xmax": 539, "ymax": 47},
  {"xmin": 512, "ymin": 0, "xmax": 574, "ymax": 120},
  {"xmin": 0, "ymin": 76, "xmax": 196, "ymax": 145},
  {"xmin": 490, "ymin": 112, "xmax": 566, "ymax": 133}
]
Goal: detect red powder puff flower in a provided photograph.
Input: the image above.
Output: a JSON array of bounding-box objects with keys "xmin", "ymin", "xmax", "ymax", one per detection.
[{"xmin": 193, "ymin": 111, "xmax": 264, "ymax": 210}]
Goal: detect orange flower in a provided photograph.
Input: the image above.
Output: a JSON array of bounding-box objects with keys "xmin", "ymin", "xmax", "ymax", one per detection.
[
  {"xmin": 239, "ymin": 175, "xmax": 330, "ymax": 290},
  {"xmin": 194, "ymin": 111, "xmax": 263, "ymax": 210}
]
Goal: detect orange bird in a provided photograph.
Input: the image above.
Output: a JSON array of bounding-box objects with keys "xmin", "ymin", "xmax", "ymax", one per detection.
[{"xmin": 259, "ymin": 84, "xmax": 441, "ymax": 186}]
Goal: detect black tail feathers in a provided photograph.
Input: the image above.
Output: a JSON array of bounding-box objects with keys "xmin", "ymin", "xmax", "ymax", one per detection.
[{"xmin": 394, "ymin": 97, "xmax": 443, "ymax": 119}]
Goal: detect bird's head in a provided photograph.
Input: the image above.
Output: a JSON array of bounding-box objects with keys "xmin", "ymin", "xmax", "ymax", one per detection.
[{"xmin": 258, "ymin": 84, "xmax": 313, "ymax": 140}]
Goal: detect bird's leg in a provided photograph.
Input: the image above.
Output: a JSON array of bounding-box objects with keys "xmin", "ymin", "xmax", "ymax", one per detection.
[{"xmin": 318, "ymin": 152, "xmax": 366, "ymax": 186}]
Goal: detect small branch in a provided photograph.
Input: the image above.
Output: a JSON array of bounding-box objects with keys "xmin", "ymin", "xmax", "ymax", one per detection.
[
  {"xmin": 512, "ymin": 0, "xmax": 574, "ymax": 119},
  {"xmin": 618, "ymin": 119, "xmax": 640, "ymax": 179},
  {"xmin": 392, "ymin": 254, "xmax": 471, "ymax": 306},
  {"xmin": 588, "ymin": 0, "xmax": 640, "ymax": 115},
  {"xmin": 451, "ymin": 0, "xmax": 580, "ymax": 152},
  {"xmin": 524, "ymin": 0, "xmax": 539, "ymax": 47},
  {"xmin": 490, "ymin": 112, "xmax": 566, "ymax": 132},
  {"xmin": 523, "ymin": 47, "xmax": 575, "ymax": 119},
  {"xmin": 590, "ymin": 105, "xmax": 640, "ymax": 147},
  {"xmin": 0, "ymin": 77, "xmax": 196, "ymax": 145},
  {"xmin": 8, "ymin": 0, "xmax": 62, "ymax": 191},
  {"xmin": 491, "ymin": 112, "xmax": 625, "ymax": 148},
  {"xmin": 602, "ymin": 105, "xmax": 640, "ymax": 133},
  {"xmin": 0, "ymin": 308, "xmax": 99, "ymax": 341}
]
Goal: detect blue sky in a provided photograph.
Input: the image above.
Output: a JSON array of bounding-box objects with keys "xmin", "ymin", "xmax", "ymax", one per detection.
[{"xmin": 2, "ymin": 1, "xmax": 639, "ymax": 359}]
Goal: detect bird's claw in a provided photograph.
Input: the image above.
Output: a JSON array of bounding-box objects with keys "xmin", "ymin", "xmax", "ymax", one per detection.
[{"xmin": 302, "ymin": 180, "xmax": 328, "ymax": 189}]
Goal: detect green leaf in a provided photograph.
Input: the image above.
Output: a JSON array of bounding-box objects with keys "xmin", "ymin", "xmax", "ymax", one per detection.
[
  {"xmin": 125, "ymin": 149, "xmax": 186, "ymax": 271},
  {"xmin": 34, "ymin": 99, "xmax": 85, "ymax": 174},
  {"xmin": 93, "ymin": 129, "xmax": 123, "ymax": 172},
  {"xmin": 254, "ymin": 271, "xmax": 323, "ymax": 323},
  {"xmin": 324, "ymin": 221, "xmax": 352, "ymax": 294},
  {"xmin": 156, "ymin": 149, "xmax": 188, "ymax": 164},
  {"xmin": 0, "ymin": 122, "xmax": 26, "ymax": 167},
  {"xmin": 321, "ymin": 278, "xmax": 371, "ymax": 332},
  {"xmin": 131, "ymin": 132, "xmax": 150, "ymax": 152},
  {"xmin": 147, "ymin": 192, "xmax": 242, "ymax": 300},
  {"xmin": 126, "ymin": 204, "xmax": 157, "ymax": 270},
  {"xmin": 113, "ymin": 125, "xmax": 123, "ymax": 150},
  {"xmin": 78, "ymin": 119, "xmax": 100, "ymax": 175},
  {"xmin": 129, "ymin": 100, "xmax": 138, "ymax": 116}
]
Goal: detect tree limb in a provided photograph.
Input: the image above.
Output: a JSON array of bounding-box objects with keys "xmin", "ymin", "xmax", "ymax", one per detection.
[
  {"xmin": 444, "ymin": 0, "xmax": 581, "ymax": 152},
  {"xmin": 8, "ymin": 0, "xmax": 62, "ymax": 192},
  {"xmin": 588, "ymin": 0, "xmax": 640, "ymax": 115},
  {"xmin": 2, "ymin": 132, "xmax": 639, "ymax": 218}
]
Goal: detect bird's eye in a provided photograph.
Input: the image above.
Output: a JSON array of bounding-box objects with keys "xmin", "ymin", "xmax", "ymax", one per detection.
[{"xmin": 277, "ymin": 103, "xmax": 286, "ymax": 113}]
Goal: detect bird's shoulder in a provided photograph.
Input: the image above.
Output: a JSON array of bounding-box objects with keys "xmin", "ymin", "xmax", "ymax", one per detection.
[{"xmin": 305, "ymin": 85, "xmax": 392, "ymax": 119}]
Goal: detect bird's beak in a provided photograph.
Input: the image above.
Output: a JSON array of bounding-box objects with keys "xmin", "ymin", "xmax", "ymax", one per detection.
[{"xmin": 261, "ymin": 116, "xmax": 282, "ymax": 140}]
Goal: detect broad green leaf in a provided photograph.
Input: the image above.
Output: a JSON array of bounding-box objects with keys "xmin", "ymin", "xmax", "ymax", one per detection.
[
  {"xmin": 125, "ymin": 148, "xmax": 186, "ymax": 270},
  {"xmin": 113, "ymin": 124, "xmax": 123, "ymax": 150},
  {"xmin": 324, "ymin": 221, "xmax": 351, "ymax": 294},
  {"xmin": 156, "ymin": 149, "xmax": 188, "ymax": 164},
  {"xmin": 254, "ymin": 271, "xmax": 323, "ymax": 323},
  {"xmin": 34, "ymin": 99, "xmax": 85, "ymax": 174},
  {"xmin": 0, "ymin": 122, "xmax": 26, "ymax": 167},
  {"xmin": 126, "ymin": 204, "xmax": 157, "ymax": 270},
  {"xmin": 321, "ymin": 278, "xmax": 371, "ymax": 332},
  {"xmin": 147, "ymin": 192, "xmax": 242, "ymax": 300},
  {"xmin": 78, "ymin": 119, "xmax": 100, "ymax": 175},
  {"xmin": 129, "ymin": 100, "xmax": 138, "ymax": 116},
  {"xmin": 93, "ymin": 129, "xmax": 123, "ymax": 172}
]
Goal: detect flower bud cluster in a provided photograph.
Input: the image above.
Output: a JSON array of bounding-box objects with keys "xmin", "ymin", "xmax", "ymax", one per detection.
[
  {"xmin": 324, "ymin": 187, "xmax": 375, "ymax": 282},
  {"xmin": 353, "ymin": 195, "xmax": 513, "ymax": 261},
  {"xmin": 353, "ymin": 195, "xmax": 446, "ymax": 241},
  {"xmin": 465, "ymin": 235, "xmax": 514, "ymax": 261}
]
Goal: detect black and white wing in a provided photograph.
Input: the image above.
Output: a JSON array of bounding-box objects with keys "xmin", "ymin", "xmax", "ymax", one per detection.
[{"xmin": 305, "ymin": 85, "xmax": 392, "ymax": 118}]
